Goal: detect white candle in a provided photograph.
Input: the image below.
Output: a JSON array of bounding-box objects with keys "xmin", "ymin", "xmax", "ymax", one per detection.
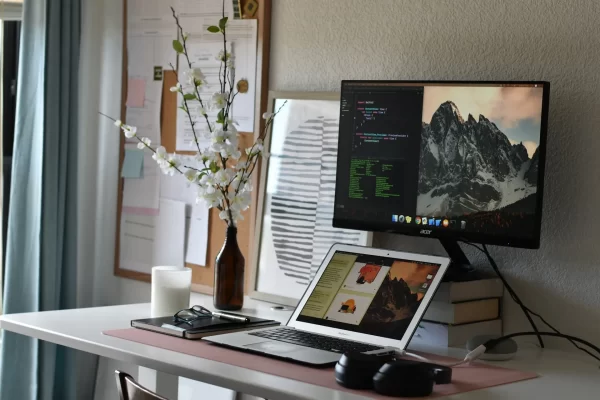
[{"xmin": 151, "ymin": 266, "xmax": 192, "ymax": 317}]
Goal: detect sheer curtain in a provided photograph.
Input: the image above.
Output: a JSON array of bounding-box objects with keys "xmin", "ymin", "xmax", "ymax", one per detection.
[{"xmin": 0, "ymin": 1, "xmax": 99, "ymax": 399}]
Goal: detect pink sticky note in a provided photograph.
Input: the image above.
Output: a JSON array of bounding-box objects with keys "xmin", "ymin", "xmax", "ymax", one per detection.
[{"xmin": 126, "ymin": 78, "xmax": 146, "ymax": 108}]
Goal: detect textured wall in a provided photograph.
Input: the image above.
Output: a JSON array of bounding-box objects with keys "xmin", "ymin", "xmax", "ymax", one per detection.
[{"xmin": 270, "ymin": 0, "xmax": 600, "ymax": 349}]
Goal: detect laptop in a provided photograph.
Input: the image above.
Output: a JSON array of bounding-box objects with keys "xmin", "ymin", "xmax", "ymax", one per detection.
[{"xmin": 204, "ymin": 244, "xmax": 450, "ymax": 366}]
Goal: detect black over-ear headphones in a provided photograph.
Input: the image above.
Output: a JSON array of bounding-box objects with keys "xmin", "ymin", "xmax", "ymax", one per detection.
[{"xmin": 335, "ymin": 352, "xmax": 452, "ymax": 397}]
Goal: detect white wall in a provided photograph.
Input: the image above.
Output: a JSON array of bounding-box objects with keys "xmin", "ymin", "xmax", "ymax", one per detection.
[
  {"xmin": 98, "ymin": 0, "xmax": 600, "ymax": 397},
  {"xmin": 269, "ymin": 0, "xmax": 600, "ymax": 348}
]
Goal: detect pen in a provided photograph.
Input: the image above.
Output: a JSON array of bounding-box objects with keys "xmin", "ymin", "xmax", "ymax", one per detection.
[{"xmin": 212, "ymin": 312, "xmax": 250, "ymax": 323}]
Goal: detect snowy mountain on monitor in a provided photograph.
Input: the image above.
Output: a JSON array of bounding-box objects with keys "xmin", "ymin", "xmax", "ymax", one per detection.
[{"xmin": 417, "ymin": 101, "xmax": 538, "ymax": 216}]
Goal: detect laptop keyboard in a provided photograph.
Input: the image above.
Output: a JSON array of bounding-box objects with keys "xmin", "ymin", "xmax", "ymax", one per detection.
[{"xmin": 248, "ymin": 328, "xmax": 384, "ymax": 354}]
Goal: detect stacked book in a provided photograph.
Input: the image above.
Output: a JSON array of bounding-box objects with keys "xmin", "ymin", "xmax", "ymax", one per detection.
[{"xmin": 411, "ymin": 278, "xmax": 503, "ymax": 348}]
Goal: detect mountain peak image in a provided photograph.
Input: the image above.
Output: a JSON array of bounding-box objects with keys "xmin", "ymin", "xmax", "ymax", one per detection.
[
  {"xmin": 417, "ymin": 101, "xmax": 538, "ymax": 216},
  {"xmin": 362, "ymin": 276, "xmax": 419, "ymax": 323}
]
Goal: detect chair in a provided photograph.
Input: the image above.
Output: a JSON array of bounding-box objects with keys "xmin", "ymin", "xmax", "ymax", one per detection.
[{"xmin": 115, "ymin": 370, "xmax": 170, "ymax": 400}]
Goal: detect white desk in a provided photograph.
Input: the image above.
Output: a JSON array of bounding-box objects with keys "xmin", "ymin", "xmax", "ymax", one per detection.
[{"xmin": 0, "ymin": 295, "xmax": 598, "ymax": 399}]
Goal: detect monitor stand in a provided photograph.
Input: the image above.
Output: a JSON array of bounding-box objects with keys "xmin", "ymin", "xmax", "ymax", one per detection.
[{"xmin": 439, "ymin": 239, "xmax": 479, "ymax": 282}]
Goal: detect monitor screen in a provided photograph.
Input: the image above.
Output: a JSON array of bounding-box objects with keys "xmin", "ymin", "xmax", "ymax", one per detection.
[
  {"xmin": 297, "ymin": 250, "xmax": 442, "ymax": 340},
  {"xmin": 333, "ymin": 81, "xmax": 550, "ymax": 248}
]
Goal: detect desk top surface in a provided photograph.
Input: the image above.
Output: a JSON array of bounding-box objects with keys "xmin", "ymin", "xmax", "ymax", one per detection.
[{"xmin": 1, "ymin": 295, "xmax": 598, "ymax": 399}]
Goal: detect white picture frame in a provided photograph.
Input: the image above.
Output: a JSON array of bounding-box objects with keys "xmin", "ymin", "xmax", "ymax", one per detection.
[{"xmin": 248, "ymin": 92, "xmax": 372, "ymax": 306}]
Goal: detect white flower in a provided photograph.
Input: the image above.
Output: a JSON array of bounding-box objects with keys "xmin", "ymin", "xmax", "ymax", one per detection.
[
  {"xmin": 161, "ymin": 154, "xmax": 181, "ymax": 176},
  {"xmin": 199, "ymin": 191, "xmax": 221, "ymax": 209},
  {"xmin": 219, "ymin": 143, "xmax": 240, "ymax": 159},
  {"xmin": 230, "ymin": 149, "xmax": 241, "ymax": 160},
  {"xmin": 184, "ymin": 168, "xmax": 199, "ymax": 183},
  {"xmin": 122, "ymin": 125, "xmax": 137, "ymax": 138},
  {"xmin": 225, "ymin": 123, "xmax": 238, "ymax": 136},
  {"xmin": 137, "ymin": 137, "xmax": 151, "ymax": 149},
  {"xmin": 230, "ymin": 191, "xmax": 251, "ymax": 212},
  {"xmin": 190, "ymin": 67, "xmax": 205, "ymax": 81},
  {"xmin": 242, "ymin": 181, "xmax": 253, "ymax": 193},
  {"xmin": 214, "ymin": 169, "xmax": 229, "ymax": 186},
  {"xmin": 235, "ymin": 161, "xmax": 249, "ymax": 170},
  {"xmin": 262, "ymin": 112, "xmax": 274, "ymax": 120},
  {"xmin": 245, "ymin": 140, "xmax": 263, "ymax": 157},
  {"xmin": 199, "ymin": 173, "xmax": 217, "ymax": 191},
  {"xmin": 114, "ymin": 119, "xmax": 122, "ymax": 127},
  {"xmin": 195, "ymin": 105, "xmax": 207, "ymax": 116},
  {"xmin": 169, "ymin": 83, "xmax": 181, "ymax": 92},
  {"xmin": 183, "ymin": 67, "xmax": 206, "ymax": 88},
  {"xmin": 183, "ymin": 32, "xmax": 189, "ymax": 40},
  {"xmin": 216, "ymin": 50, "xmax": 232, "ymax": 62},
  {"xmin": 197, "ymin": 149, "xmax": 217, "ymax": 164},
  {"xmin": 218, "ymin": 210, "xmax": 229, "ymax": 221},
  {"xmin": 183, "ymin": 68, "xmax": 206, "ymax": 87},
  {"xmin": 210, "ymin": 92, "xmax": 228, "ymax": 109},
  {"xmin": 211, "ymin": 127, "xmax": 226, "ymax": 143},
  {"xmin": 210, "ymin": 141, "xmax": 224, "ymax": 154},
  {"xmin": 152, "ymin": 146, "xmax": 167, "ymax": 163},
  {"xmin": 222, "ymin": 127, "xmax": 238, "ymax": 147}
]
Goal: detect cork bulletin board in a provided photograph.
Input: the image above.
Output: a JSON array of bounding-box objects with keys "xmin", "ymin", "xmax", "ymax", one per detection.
[{"xmin": 115, "ymin": 0, "xmax": 272, "ymax": 294}]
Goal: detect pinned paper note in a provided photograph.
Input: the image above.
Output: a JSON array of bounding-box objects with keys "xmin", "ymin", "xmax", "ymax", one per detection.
[
  {"xmin": 126, "ymin": 78, "xmax": 146, "ymax": 108},
  {"xmin": 154, "ymin": 199, "xmax": 186, "ymax": 267},
  {"xmin": 185, "ymin": 204, "xmax": 209, "ymax": 266},
  {"xmin": 123, "ymin": 148, "xmax": 160, "ymax": 213},
  {"xmin": 121, "ymin": 149, "xmax": 144, "ymax": 178}
]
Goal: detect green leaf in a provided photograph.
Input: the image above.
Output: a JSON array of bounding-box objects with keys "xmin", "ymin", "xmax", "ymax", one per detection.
[
  {"xmin": 209, "ymin": 161, "xmax": 218, "ymax": 173},
  {"xmin": 216, "ymin": 109, "xmax": 225, "ymax": 124},
  {"xmin": 207, "ymin": 25, "xmax": 220, "ymax": 33},
  {"xmin": 178, "ymin": 106, "xmax": 187, "ymax": 112},
  {"xmin": 219, "ymin": 17, "xmax": 228, "ymax": 31},
  {"xmin": 183, "ymin": 93, "xmax": 196, "ymax": 101},
  {"xmin": 172, "ymin": 39, "xmax": 184, "ymax": 53}
]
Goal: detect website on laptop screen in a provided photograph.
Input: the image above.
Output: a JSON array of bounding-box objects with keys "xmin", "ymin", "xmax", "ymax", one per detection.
[{"xmin": 297, "ymin": 251, "xmax": 441, "ymax": 340}]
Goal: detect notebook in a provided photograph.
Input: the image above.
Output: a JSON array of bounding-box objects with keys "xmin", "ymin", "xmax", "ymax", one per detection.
[{"xmin": 131, "ymin": 315, "xmax": 280, "ymax": 339}]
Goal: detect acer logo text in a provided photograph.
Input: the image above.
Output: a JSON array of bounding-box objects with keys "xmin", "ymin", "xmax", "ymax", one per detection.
[{"xmin": 420, "ymin": 230, "xmax": 432, "ymax": 235}]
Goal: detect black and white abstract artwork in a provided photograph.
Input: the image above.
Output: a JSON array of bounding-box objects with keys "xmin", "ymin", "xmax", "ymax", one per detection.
[{"xmin": 254, "ymin": 96, "xmax": 371, "ymax": 302}]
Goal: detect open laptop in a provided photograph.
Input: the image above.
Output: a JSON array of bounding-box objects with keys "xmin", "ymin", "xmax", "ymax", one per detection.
[{"xmin": 204, "ymin": 244, "xmax": 450, "ymax": 366}]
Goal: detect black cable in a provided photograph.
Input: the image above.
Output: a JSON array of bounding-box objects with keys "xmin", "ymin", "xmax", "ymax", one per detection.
[
  {"xmin": 522, "ymin": 305, "xmax": 600, "ymax": 362},
  {"xmin": 485, "ymin": 332, "xmax": 600, "ymax": 360},
  {"xmin": 461, "ymin": 241, "xmax": 545, "ymax": 348},
  {"xmin": 462, "ymin": 240, "xmax": 600, "ymax": 363}
]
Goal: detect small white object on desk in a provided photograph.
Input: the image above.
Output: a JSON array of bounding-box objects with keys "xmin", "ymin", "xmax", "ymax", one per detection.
[{"xmin": 151, "ymin": 266, "xmax": 192, "ymax": 317}]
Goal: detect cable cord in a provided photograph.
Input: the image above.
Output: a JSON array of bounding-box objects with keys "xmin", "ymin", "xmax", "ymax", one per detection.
[
  {"xmin": 485, "ymin": 332, "xmax": 600, "ymax": 360},
  {"xmin": 461, "ymin": 241, "xmax": 600, "ymax": 364},
  {"xmin": 461, "ymin": 241, "xmax": 545, "ymax": 348}
]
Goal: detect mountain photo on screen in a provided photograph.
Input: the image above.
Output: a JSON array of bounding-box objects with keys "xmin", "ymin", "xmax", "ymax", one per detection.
[{"xmin": 417, "ymin": 86, "xmax": 543, "ymax": 236}]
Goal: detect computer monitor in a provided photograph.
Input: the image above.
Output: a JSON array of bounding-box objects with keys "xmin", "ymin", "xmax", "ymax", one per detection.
[{"xmin": 333, "ymin": 81, "xmax": 550, "ymax": 271}]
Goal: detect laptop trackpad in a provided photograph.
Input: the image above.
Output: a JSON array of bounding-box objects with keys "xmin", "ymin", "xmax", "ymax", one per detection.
[{"xmin": 245, "ymin": 341, "xmax": 300, "ymax": 354}]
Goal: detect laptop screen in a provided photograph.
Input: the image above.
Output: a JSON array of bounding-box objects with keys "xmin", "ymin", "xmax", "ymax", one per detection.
[{"xmin": 296, "ymin": 250, "xmax": 441, "ymax": 340}]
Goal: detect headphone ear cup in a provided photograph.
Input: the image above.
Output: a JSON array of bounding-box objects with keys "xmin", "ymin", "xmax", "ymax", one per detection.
[
  {"xmin": 373, "ymin": 360, "xmax": 435, "ymax": 397},
  {"xmin": 335, "ymin": 352, "xmax": 394, "ymax": 390}
]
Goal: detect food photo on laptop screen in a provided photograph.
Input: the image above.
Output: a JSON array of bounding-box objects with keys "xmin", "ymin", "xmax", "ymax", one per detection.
[{"xmin": 297, "ymin": 250, "xmax": 442, "ymax": 340}]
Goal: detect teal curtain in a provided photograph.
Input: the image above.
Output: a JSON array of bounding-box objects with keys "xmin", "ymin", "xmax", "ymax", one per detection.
[{"xmin": 0, "ymin": 1, "xmax": 94, "ymax": 399}]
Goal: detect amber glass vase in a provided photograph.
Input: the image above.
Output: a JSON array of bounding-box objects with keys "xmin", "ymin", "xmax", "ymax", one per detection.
[{"xmin": 214, "ymin": 225, "xmax": 245, "ymax": 310}]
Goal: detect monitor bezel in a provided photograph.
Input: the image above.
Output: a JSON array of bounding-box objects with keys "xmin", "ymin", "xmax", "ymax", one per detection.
[{"xmin": 333, "ymin": 80, "xmax": 550, "ymax": 249}]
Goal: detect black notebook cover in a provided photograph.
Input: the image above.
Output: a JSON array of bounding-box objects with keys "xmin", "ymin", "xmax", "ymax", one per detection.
[{"xmin": 131, "ymin": 314, "xmax": 280, "ymax": 339}]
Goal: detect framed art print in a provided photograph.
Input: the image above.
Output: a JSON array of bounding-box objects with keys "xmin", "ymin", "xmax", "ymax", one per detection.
[{"xmin": 249, "ymin": 92, "xmax": 372, "ymax": 306}]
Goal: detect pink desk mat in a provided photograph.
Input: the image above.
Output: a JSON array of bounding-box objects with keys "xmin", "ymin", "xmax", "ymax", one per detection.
[{"xmin": 104, "ymin": 328, "xmax": 538, "ymax": 399}]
